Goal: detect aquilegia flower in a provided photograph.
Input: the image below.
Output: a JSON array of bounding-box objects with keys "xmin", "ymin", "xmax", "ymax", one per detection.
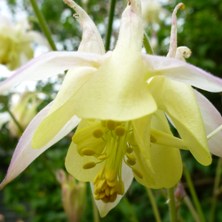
[
  {"xmin": 141, "ymin": 0, "xmax": 161, "ymax": 24},
  {"xmin": 0, "ymin": 0, "xmax": 222, "ymax": 216},
  {"xmin": 7, "ymin": 92, "xmax": 41, "ymax": 137},
  {"xmin": 0, "ymin": 15, "xmax": 46, "ymax": 70}
]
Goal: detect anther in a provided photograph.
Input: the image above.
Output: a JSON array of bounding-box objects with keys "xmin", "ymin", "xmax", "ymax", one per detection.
[
  {"xmin": 126, "ymin": 147, "xmax": 133, "ymax": 153},
  {"xmin": 93, "ymin": 129, "xmax": 104, "ymax": 138},
  {"xmin": 106, "ymin": 120, "xmax": 117, "ymax": 130},
  {"xmin": 107, "ymin": 180, "xmax": 117, "ymax": 187},
  {"xmin": 110, "ymin": 187, "xmax": 117, "ymax": 195},
  {"xmin": 127, "ymin": 153, "xmax": 136, "ymax": 165},
  {"xmin": 105, "ymin": 170, "xmax": 116, "ymax": 181},
  {"xmin": 96, "ymin": 179, "xmax": 106, "ymax": 191},
  {"xmin": 83, "ymin": 162, "xmax": 97, "ymax": 169},
  {"xmin": 115, "ymin": 126, "xmax": 126, "ymax": 137},
  {"xmin": 80, "ymin": 148, "xmax": 96, "ymax": 156},
  {"xmin": 127, "ymin": 157, "xmax": 136, "ymax": 166}
]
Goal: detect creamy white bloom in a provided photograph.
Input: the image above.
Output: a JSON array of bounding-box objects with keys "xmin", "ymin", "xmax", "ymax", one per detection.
[{"xmin": 0, "ymin": 0, "xmax": 221, "ymax": 217}]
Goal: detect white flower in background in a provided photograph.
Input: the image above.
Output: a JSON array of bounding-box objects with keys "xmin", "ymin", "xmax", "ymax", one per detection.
[
  {"xmin": 0, "ymin": 92, "xmax": 42, "ymax": 137},
  {"xmin": 0, "ymin": 15, "xmax": 47, "ymax": 70},
  {"xmin": 141, "ymin": 0, "xmax": 162, "ymax": 24},
  {"xmin": 7, "ymin": 92, "xmax": 42, "ymax": 137}
]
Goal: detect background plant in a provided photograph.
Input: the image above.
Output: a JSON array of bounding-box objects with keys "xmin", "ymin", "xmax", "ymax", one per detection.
[{"xmin": 0, "ymin": 0, "xmax": 222, "ymax": 221}]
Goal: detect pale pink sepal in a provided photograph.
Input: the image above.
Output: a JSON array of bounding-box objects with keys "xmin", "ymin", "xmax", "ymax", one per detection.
[
  {"xmin": 0, "ymin": 103, "xmax": 80, "ymax": 189},
  {"xmin": 195, "ymin": 90, "xmax": 222, "ymax": 157},
  {"xmin": 0, "ymin": 51, "xmax": 102, "ymax": 92},
  {"xmin": 143, "ymin": 55, "xmax": 222, "ymax": 92},
  {"xmin": 92, "ymin": 163, "xmax": 134, "ymax": 217}
]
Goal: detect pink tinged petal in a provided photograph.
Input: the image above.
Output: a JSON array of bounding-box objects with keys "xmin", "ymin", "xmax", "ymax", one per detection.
[
  {"xmin": 63, "ymin": 0, "xmax": 105, "ymax": 54},
  {"xmin": 0, "ymin": 51, "xmax": 102, "ymax": 92},
  {"xmin": 0, "ymin": 103, "xmax": 80, "ymax": 189},
  {"xmin": 143, "ymin": 54, "xmax": 222, "ymax": 92},
  {"xmin": 167, "ymin": 3, "xmax": 185, "ymax": 58},
  {"xmin": 114, "ymin": 0, "xmax": 143, "ymax": 53},
  {"xmin": 93, "ymin": 163, "xmax": 134, "ymax": 217},
  {"xmin": 194, "ymin": 90, "xmax": 222, "ymax": 157}
]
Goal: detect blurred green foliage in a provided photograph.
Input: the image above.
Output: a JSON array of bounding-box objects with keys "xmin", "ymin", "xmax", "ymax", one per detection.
[{"xmin": 0, "ymin": 0, "xmax": 222, "ymax": 221}]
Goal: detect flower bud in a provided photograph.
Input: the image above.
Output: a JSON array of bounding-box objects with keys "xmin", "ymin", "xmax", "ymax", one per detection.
[{"xmin": 56, "ymin": 169, "xmax": 86, "ymax": 222}]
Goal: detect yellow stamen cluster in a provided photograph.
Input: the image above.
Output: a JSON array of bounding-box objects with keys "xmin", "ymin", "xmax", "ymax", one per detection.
[
  {"xmin": 75, "ymin": 120, "xmax": 141, "ymax": 203},
  {"xmin": 91, "ymin": 121, "xmax": 127, "ymax": 202},
  {"xmin": 94, "ymin": 171, "xmax": 124, "ymax": 202}
]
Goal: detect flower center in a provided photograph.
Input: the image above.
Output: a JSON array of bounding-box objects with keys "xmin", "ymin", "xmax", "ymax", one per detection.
[{"xmin": 73, "ymin": 120, "xmax": 139, "ymax": 203}]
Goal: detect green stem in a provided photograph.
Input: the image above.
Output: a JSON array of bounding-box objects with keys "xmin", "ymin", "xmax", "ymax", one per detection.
[
  {"xmin": 209, "ymin": 158, "xmax": 222, "ymax": 222},
  {"xmin": 183, "ymin": 165, "xmax": 205, "ymax": 222},
  {"xmin": 7, "ymin": 109, "xmax": 23, "ymax": 133},
  {"xmin": 183, "ymin": 196, "xmax": 200, "ymax": 222},
  {"xmin": 146, "ymin": 188, "xmax": 162, "ymax": 222},
  {"xmin": 167, "ymin": 187, "xmax": 177, "ymax": 222},
  {"xmin": 143, "ymin": 32, "xmax": 154, "ymax": 54},
  {"xmin": 29, "ymin": 0, "xmax": 57, "ymax": 50},
  {"xmin": 105, "ymin": 0, "xmax": 117, "ymax": 51}
]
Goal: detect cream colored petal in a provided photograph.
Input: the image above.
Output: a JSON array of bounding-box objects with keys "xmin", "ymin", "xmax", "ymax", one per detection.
[
  {"xmin": 145, "ymin": 143, "xmax": 182, "ymax": 188},
  {"xmin": 132, "ymin": 112, "xmax": 182, "ymax": 188},
  {"xmin": 151, "ymin": 128, "xmax": 185, "ymax": 149},
  {"xmin": 32, "ymin": 67, "xmax": 96, "ymax": 148},
  {"xmin": 73, "ymin": 119, "xmax": 106, "ymax": 155},
  {"xmin": 64, "ymin": 0, "xmax": 105, "ymax": 54},
  {"xmin": 194, "ymin": 90, "xmax": 222, "ymax": 157},
  {"xmin": 65, "ymin": 142, "xmax": 104, "ymax": 182},
  {"xmin": 49, "ymin": 66, "xmax": 97, "ymax": 113},
  {"xmin": 0, "ymin": 51, "xmax": 102, "ymax": 93},
  {"xmin": 143, "ymin": 55, "xmax": 222, "ymax": 92},
  {"xmin": 0, "ymin": 103, "xmax": 80, "ymax": 189},
  {"xmin": 32, "ymin": 54, "xmax": 156, "ymax": 150},
  {"xmin": 49, "ymin": 54, "xmax": 155, "ymax": 121},
  {"xmin": 149, "ymin": 111, "xmax": 182, "ymax": 188},
  {"xmin": 131, "ymin": 116, "xmax": 154, "ymax": 186},
  {"xmin": 115, "ymin": 0, "xmax": 143, "ymax": 53},
  {"xmin": 32, "ymin": 0, "xmax": 156, "ymax": 148},
  {"xmin": 150, "ymin": 77, "xmax": 211, "ymax": 165}
]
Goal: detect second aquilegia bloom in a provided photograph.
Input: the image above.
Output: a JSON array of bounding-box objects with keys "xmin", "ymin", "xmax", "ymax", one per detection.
[
  {"xmin": 0, "ymin": 0, "xmax": 222, "ymax": 216},
  {"xmin": 7, "ymin": 92, "xmax": 41, "ymax": 137},
  {"xmin": 0, "ymin": 16, "xmax": 45, "ymax": 70}
]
